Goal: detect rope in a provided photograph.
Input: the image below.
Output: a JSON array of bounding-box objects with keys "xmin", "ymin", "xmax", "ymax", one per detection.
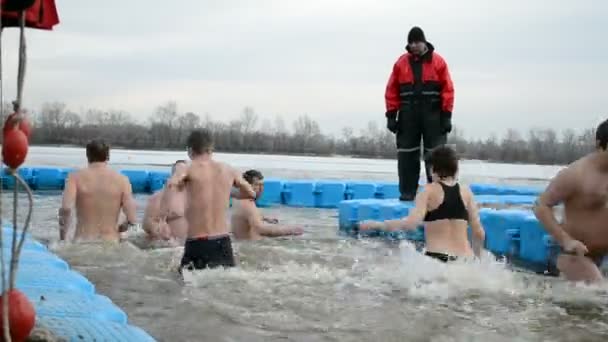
[
  {"xmin": 13, "ymin": 11, "xmax": 25, "ymax": 114},
  {"xmin": 0, "ymin": 7, "xmax": 9, "ymax": 342},
  {"xmin": 0, "ymin": 9, "xmax": 32, "ymax": 342}
]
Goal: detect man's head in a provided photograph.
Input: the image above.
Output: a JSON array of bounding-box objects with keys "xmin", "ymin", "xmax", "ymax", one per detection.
[
  {"xmin": 186, "ymin": 129, "xmax": 214, "ymax": 158},
  {"xmin": 171, "ymin": 160, "xmax": 187, "ymax": 175},
  {"xmin": 243, "ymin": 169, "xmax": 264, "ymax": 197},
  {"xmin": 430, "ymin": 145, "xmax": 459, "ymax": 180},
  {"xmin": 86, "ymin": 139, "xmax": 110, "ymax": 163},
  {"xmin": 595, "ymin": 119, "xmax": 608, "ymax": 151},
  {"xmin": 407, "ymin": 26, "xmax": 427, "ymax": 55}
]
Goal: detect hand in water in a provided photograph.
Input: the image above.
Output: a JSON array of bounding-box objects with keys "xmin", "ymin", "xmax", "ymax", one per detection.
[
  {"xmin": 157, "ymin": 222, "xmax": 173, "ymax": 241},
  {"xmin": 292, "ymin": 226, "xmax": 304, "ymax": 235},
  {"xmin": 563, "ymin": 238, "xmax": 588, "ymax": 256}
]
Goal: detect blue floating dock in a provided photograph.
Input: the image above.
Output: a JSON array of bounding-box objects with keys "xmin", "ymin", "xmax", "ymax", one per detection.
[
  {"xmin": 1, "ymin": 226, "xmax": 156, "ymax": 341},
  {"xmin": 338, "ymin": 198, "xmax": 557, "ymax": 274},
  {"xmin": 37, "ymin": 317, "xmax": 156, "ymax": 342},
  {"xmin": 4, "ymin": 165, "xmax": 544, "ymax": 209},
  {"xmin": 256, "ymin": 178, "xmax": 284, "ymax": 207}
]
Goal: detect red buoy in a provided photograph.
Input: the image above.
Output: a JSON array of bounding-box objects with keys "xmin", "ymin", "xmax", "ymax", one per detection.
[
  {"xmin": 0, "ymin": 289, "xmax": 36, "ymax": 342},
  {"xmin": 2, "ymin": 128, "xmax": 29, "ymax": 169},
  {"xmin": 3, "ymin": 113, "xmax": 31, "ymax": 140}
]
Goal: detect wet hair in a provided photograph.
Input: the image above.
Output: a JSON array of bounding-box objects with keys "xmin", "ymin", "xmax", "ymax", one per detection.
[
  {"xmin": 596, "ymin": 119, "xmax": 608, "ymax": 150},
  {"xmin": 186, "ymin": 129, "xmax": 214, "ymax": 155},
  {"xmin": 430, "ymin": 145, "xmax": 459, "ymax": 179},
  {"xmin": 86, "ymin": 139, "xmax": 109, "ymax": 163},
  {"xmin": 171, "ymin": 160, "xmax": 187, "ymax": 174},
  {"xmin": 243, "ymin": 169, "xmax": 264, "ymax": 184}
]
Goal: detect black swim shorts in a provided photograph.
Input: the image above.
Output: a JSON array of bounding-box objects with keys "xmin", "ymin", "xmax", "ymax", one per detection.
[
  {"xmin": 180, "ymin": 234, "xmax": 236, "ymax": 272},
  {"xmin": 425, "ymin": 251, "xmax": 458, "ymax": 263}
]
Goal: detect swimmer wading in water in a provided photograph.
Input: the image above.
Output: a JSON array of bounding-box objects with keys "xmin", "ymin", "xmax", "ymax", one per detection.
[
  {"xmin": 166, "ymin": 130, "xmax": 256, "ymax": 272},
  {"xmin": 534, "ymin": 118, "xmax": 608, "ymax": 283},
  {"xmin": 359, "ymin": 145, "xmax": 485, "ymax": 262}
]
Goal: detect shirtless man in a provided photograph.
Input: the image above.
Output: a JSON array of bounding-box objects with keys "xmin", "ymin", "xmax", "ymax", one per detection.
[
  {"xmin": 231, "ymin": 169, "xmax": 304, "ymax": 240},
  {"xmin": 142, "ymin": 160, "xmax": 188, "ymax": 242},
  {"xmin": 534, "ymin": 119, "xmax": 608, "ymax": 283},
  {"xmin": 166, "ymin": 130, "xmax": 256, "ymax": 271},
  {"xmin": 59, "ymin": 140, "xmax": 137, "ymax": 242}
]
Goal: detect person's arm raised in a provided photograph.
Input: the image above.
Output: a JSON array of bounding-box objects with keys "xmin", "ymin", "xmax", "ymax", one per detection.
[
  {"xmin": 231, "ymin": 169, "xmax": 256, "ymax": 200},
  {"xmin": 166, "ymin": 165, "xmax": 189, "ymax": 190}
]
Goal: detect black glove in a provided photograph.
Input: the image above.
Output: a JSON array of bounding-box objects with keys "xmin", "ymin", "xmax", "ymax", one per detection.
[
  {"xmin": 440, "ymin": 111, "xmax": 452, "ymax": 134},
  {"xmin": 386, "ymin": 110, "xmax": 398, "ymax": 134}
]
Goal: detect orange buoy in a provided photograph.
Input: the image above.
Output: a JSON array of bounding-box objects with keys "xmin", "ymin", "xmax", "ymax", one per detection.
[
  {"xmin": 0, "ymin": 289, "xmax": 36, "ymax": 342},
  {"xmin": 3, "ymin": 113, "xmax": 31, "ymax": 140},
  {"xmin": 2, "ymin": 128, "xmax": 29, "ymax": 169}
]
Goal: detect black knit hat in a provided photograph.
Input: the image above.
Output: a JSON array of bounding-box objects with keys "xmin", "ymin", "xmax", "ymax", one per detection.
[{"xmin": 407, "ymin": 26, "xmax": 426, "ymax": 44}]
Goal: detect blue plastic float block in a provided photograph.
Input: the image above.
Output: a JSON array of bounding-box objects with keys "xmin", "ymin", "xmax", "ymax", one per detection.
[
  {"xmin": 338, "ymin": 200, "xmax": 364, "ymax": 231},
  {"xmin": 356, "ymin": 200, "xmax": 383, "ymax": 237},
  {"xmin": 1, "ymin": 167, "xmax": 34, "ymax": 189},
  {"xmin": 314, "ymin": 181, "xmax": 346, "ymax": 208},
  {"xmin": 480, "ymin": 208, "xmax": 529, "ymax": 256},
  {"xmin": 375, "ymin": 182, "xmax": 400, "ymax": 199},
  {"xmin": 30, "ymin": 167, "xmax": 66, "ymax": 190},
  {"xmin": 282, "ymin": 181, "xmax": 316, "ymax": 207},
  {"xmin": 378, "ymin": 200, "xmax": 424, "ymax": 241},
  {"xmin": 256, "ymin": 178, "xmax": 284, "ymax": 207},
  {"xmin": 1, "ymin": 227, "xmax": 47, "ymax": 252},
  {"xmin": 518, "ymin": 214, "xmax": 555, "ymax": 264},
  {"xmin": 474, "ymin": 195, "xmax": 537, "ymax": 205},
  {"xmin": 470, "ymin": 183, "xmax": 542, "ymax": 196},
  {"xmin": 26, "ymin": 289, "xmax": 128, "ymax": 323},
  {"xmin": 1, "ymin": 237, "xmax": 47, "ymax": 252},
  {"xmin": 149, "ymin": 171, "xmax": 170, "ymax": 192},
  {"xmin": 120, "ymin": 169, "xmax": 150, "ymax": 193},
  {"xmin": 38, "ymin": 317, "xmax": 156, "ymax": 342},
  {"xmin": 0, "ymin": 264, "xmax": 94, "ymax": 294},
  {"xmin": 1, "ymin": 249, "xmax": 69, "ymax": 270},
  {"xmin": 345, "ymin": 181, "xmax": 377, "ymax": 200}
]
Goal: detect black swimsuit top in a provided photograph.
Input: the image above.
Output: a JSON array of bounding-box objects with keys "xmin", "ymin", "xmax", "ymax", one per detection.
[{"xmin": 423, "ymin": 182, "xmax": 469, "ymax": 222}]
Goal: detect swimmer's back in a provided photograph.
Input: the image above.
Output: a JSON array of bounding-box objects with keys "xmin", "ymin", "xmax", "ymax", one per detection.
[
  {"xmin": 71, "ymin": 166, "xmax": 130, "ymax": 241},
  {"xmin": 184, "ymin": 159, "xmax": 237, "ymax": 238},
  {"xmin": 423, "ymin": 181, "xmax": 477, "ymax": 255}
]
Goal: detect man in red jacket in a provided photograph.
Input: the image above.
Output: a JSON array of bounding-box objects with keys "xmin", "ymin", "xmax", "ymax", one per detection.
[{"xmin": 384, "ymin": 26, "xmax": 455, "ymax": 201}]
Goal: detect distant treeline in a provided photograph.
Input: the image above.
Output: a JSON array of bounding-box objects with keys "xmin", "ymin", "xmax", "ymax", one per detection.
[{"xmin": 0, "ymin": 101, "xmax": 598, "ymax": 165}]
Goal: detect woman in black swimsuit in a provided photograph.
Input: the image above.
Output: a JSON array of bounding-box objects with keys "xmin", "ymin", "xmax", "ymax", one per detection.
[{"xmin": 359, "ymin": 145, "xmax": 486, "ymax": 262}]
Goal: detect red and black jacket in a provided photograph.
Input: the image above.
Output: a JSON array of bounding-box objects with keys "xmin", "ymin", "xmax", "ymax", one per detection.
[{"xmin": 385, "ymin": 42, "xmax": 454, "ymax": 115}]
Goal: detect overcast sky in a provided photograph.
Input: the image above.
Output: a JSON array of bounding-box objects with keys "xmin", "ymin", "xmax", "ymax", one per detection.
[{"xmin": 1, "ymin": 0, "xmax": 606, "ymax": 139}]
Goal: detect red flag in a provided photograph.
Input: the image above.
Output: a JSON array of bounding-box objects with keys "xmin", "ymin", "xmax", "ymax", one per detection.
[{"xmin": 1, "ymin": 0, "xmax": 60, "ymax": 30}]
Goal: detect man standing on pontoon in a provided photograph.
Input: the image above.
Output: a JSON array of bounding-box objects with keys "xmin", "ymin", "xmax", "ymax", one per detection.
[{"xmin": 384, "ymin": 26, "xmax": 455, "ymax": 201}]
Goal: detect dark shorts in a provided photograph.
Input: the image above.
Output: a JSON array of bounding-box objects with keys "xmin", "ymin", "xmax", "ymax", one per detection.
[
  {"xmin": 180, "ymin": 234, "xmax": 236, "ymax": 272},
  {"xmin": 425, "ymin": 251, "xmax": 458, "ymax": 263}
]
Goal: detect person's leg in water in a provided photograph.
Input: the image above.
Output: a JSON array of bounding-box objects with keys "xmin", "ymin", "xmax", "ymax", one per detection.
[
  {"xmin": 396, "ymin": 110, "xmax": 423, "ymax": 201},
  {"xmin": 556, "ymin": 252, "xmax": 604, "ymax": 283}
]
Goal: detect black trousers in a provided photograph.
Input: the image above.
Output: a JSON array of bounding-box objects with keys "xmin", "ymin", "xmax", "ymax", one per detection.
[{"xmin": 395, "ymin": 108, "xmax": 447, "ymax": 200}]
